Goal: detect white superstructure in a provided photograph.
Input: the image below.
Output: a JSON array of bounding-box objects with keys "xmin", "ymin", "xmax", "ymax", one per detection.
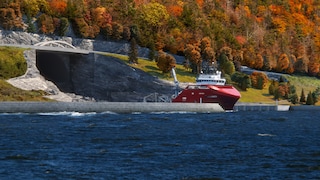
[{"xmin": 196, "ymin": 71, "xmax": 226, "ymax": 85}]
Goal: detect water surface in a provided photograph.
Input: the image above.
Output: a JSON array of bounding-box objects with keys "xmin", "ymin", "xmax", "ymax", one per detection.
[{"xmin": 0, "ymin": 111, "xmax": 319, "ymax": 179}]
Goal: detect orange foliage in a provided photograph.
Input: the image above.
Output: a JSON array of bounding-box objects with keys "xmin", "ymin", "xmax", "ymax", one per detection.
[
  {"xmin": 254, "ymin": 54, "xmax": 264, "ymax": 69},
  {"xmin": 196, "ymin": 0, "xmax": 204, "ymax": 8},
  {"xmin": 277, "ymin": 84, "xmax": 289, "ymax": 97},
  {"xmin": 269, "ymin": 5, "xmax": 285, "ymax": 16},
  {"xmin": 49, "ymin": 0, "xmax": 67, "ymax": 16},
  {"xmin": 314, "ymin": 32, "xmax": 320, "ymax": 52},
  {"xmin": 134, "ymin": 0, "xmax": 148, "ymax": 6},
  {"xmin": 167, "ymin": 5, "xmax": 183, "ymax": 17},
  {"xmin": 288, "ymin": 0, "xmax": 302, "ymax": 13},
  {"xmin": 308, "ymin": 61, "xmax": 320, "ymax": 76},
  {"xmin": 277, "ymin": 53, "xmax": 289, "ymax": 72},
  {"xmin": 272, "ymin": 17, "xmax": 287, "ymax": 33},
  {"xmin": 235, "ymin": 35, "xmax": 246, "ymax": 45},
  {"xmin": 291, "ymin": 13, "xmax": 314, "ymax": 36},
  {"xmin": 92, "ymin": 7, "xmax": 112, "ymax": 28},
  {"xmin": 243, "ymin": 5, "xmax": 251, "ymax": 17},
  {"xmin": 250, "ymin": 71, "xmax": 268, "ymax": 89}
]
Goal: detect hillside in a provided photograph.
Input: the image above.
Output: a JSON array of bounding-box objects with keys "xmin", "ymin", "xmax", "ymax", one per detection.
[
  {"xmin": 0, "ymin": 0, "xmax": 320, "ymax": 79},
  {"xmin": 1, "ymin": 0, "xmax": 320, "ymax": 103}
]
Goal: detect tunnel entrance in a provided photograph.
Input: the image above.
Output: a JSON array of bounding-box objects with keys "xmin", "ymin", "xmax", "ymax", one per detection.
[{"xmin": 36, "ymin": 50, "xmax": 72, "ymax": 92}]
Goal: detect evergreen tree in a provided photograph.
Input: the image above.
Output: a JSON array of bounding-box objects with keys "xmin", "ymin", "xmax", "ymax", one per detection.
[
  {"xmin": 58, "ymin": 17, "xmax": 69, "ymax": 36},
  {"xmin": 306, "ymin": 91, "xmax": 314, "ymax": 105},
  {"xmin": 300, "ymin": 88, "xmax": 306, "ymax": 103},
  {"xmin": 274, "ymin": 89, "xmax": 280, "ymax": 100},
  {"xmin": 269, "ymin": 83, "xmax": 275, "ymax": 95},
  {"xmin": 312, "ymin": 87, "xmax": 320, "ymax": 104},
  {"xmin": 289, "ymin": 93, "xmax": 298, "ymax": 104},
  {"xmin": 148, "ymin": 40, "xmax": 155, "ymax": 61},
  {"xmin": 257, "ymin": 76, "xmax": 264, "ymax": 89},
  {"xmin": 128, "ymin": 37, "xmax": 138, "ymax": 64}
]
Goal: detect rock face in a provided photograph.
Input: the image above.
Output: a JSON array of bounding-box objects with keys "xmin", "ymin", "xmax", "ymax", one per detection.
[
  {"xmin": 3, "ymin": 30, "xmax": 176, "ymax": 102},
  {"xmin": 42, "ymin": 52, "xmax": 176, "ymax": 102}
]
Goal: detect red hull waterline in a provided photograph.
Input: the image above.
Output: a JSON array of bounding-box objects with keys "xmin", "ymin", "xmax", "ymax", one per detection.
[{"xmin": 172, "ymin": 85, "xmax": 241, "ymax": 111}]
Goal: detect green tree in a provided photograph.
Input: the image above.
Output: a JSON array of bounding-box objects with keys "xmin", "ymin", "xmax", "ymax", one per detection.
[
  {"xmin": 128, "ymin": 38, "xmax": 138, "ymax": 64},
  {"xmin": 289, "ymin": 93, "xmax": 299, "ymax": 104},
  {"xmin": 58, "ymin": 17, "xmax": 69, "ymax": 36},
  {"xmin": 269, "ymin": 81, "xmax": 276, "ymax": 95},
  {"xmin": 148, "ymin": 40, "xmax": 156, "ymax": 61},
  {"xmin": 306, "ymin": 91, "xmax": 314, "ymax": 105},
  {"xmin": 299, "ymin": 88, "xmax": 306, "ymax": 103},
  {"xmin": 231, "ymin": 72, "xmax": 251, "ymax": 91},
  {"xmin": 224, "ymin": 60, "xmax": 235, "ymax": 75},
  {"xmin": 26, "ymin": 16, "xmax": 36, "ymax": 33},
  {"xmin": 312, "ymin": 87, "xmax": 320, "ymax": 104},
  {"xmin": 217, "ymin": 53, "xmax": 229, "ymax": 71}
]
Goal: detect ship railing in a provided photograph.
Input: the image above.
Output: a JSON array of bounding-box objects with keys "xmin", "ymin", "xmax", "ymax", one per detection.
[{"xmin": 143, "ymin": 93, "xmax": 170, "ymax": 103}]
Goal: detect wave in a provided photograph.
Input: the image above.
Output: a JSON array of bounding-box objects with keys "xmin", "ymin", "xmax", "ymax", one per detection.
[
  {"xmin": 258, "ymin": 133, "xmax": 276, "ymax": 137},
  {"xmin": 37, "ymin": 111, "xmax": 97, "ymax": 116}
]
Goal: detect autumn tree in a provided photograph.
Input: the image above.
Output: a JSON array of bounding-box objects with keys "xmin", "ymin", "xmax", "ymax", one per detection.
[
  {"xmin": 184, "ymin": 44, "xmax": 201, "ymax": 74},
  {"xmin": 250, "ymin": 71, "xmax": 268, "ymax": 89},
  {"xmin": 91, "ymin": 7, "xmax": 112, "ymax": 29},
  {"xmin": 112, "ymin": 22, "xmax": 123, "ymax": 40},
  {"xmin": 156, "ymin": 51, "xmax": 176, "ymax": 73},
  {"xmin": 294, "ymin": 56, "xmax": 308, "ymax": 74},
  {"xmin": 254, "ymin": 54, "xmax": 264, "ymax": 70},
  {"xmin": 137, "ymin": 2, "xmax": 169, "ymax": 46},
  {"xmin": 276, "ymin": 53, "xmax": 290, "ymax": 72},
  {"xmin": 21, "ymin": 0, "xmax": 45, "ymax": 17},
  {"xmin": 0, "ymin": 3, "xmax": 23, "ymax": 30},
  {"xmin": 308, "ymin": 61, "xmax": 320, "ymax": 77},
  {"xmin": 38, "ymin": 14, "xmax": 55, "ymax": 34},
  {"xmin": 200, "ymin": 37, "xmax": 215, "ymax": 63},
  {"xmin": 74, "ymin": 17, "xmax": 100, "ymax": 38},
  {"xmin": 49, "ymin": 0, "xmax": 67, "ymax": 17},
  {"xmin": 167, "ymin": 4, "xmax": 183, "ymax": 17}
]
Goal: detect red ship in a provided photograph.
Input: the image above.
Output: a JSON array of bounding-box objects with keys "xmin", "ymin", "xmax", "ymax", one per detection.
[{"xmin": 171, "ymin": 69, "xmax": 241, "ymax": 111}]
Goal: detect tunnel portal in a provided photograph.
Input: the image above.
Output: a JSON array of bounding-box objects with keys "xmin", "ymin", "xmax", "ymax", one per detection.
[{"xmin": 36, "ymin": 50, "xmax": 73, "ymax": 92}]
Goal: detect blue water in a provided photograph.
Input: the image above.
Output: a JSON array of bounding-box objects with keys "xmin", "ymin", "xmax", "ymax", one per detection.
[{"xmin": 0, "ymin": 111, "xmax": 319, "ymax": 179}]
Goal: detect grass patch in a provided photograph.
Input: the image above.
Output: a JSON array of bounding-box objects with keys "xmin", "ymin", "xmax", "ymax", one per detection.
[
  {"xmin": 238, "ymin": 86, "xmax": 276, "ymax": 104},
  {"xmin": 104, "ymin": 52, "xmax": 196, "ymax": 82},
  {"xmin": 0, "ymin": 79, "xmax": 51, "ymax": 101},
  {"xmin": 0, "ymin": 47, "xmax": 27, "ymax": 79},
  {"xmin": 285, "ymin": 75, "xmax": 320, "ymax": 94}
]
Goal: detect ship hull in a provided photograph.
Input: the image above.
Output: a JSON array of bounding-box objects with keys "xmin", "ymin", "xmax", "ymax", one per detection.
[{"xmin": 172, "ymin": 85, "xmax": 241, "ymax": 110}]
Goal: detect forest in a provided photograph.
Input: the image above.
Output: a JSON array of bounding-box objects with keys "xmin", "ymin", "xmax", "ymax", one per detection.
[
  {"xmin": 1, "ymin": 0, "xmax": 320, "ymax": 74},
  {"xmin": 0, "ymin": 0, "xmax": 320, "ymax": 103}
]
